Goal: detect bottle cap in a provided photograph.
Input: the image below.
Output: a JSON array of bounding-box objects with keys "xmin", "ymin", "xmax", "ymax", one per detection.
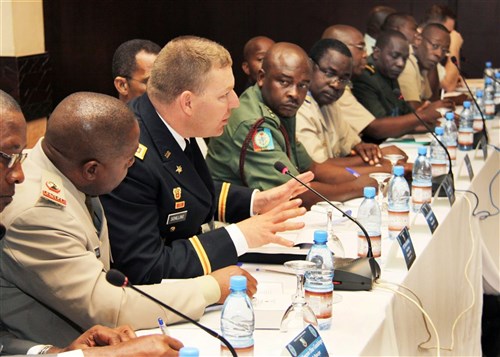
[
  {"xmin": 463, "ymin": 101, "xmax": 471, "ymax": 108},
  {"xmin": 364, "ymin": 186, "xmax": 376, "ymax": 198},
  {"xmin": 445, "ymin": 111, "xmax": 454, "ymax": 120},
  {"xmin": 313, "ymin": 230, "xmax": 328, "ymax": 243},
  {"xmin": 230, "ymin": 275, "xmax": 247, "ymax": 291},
  {"xmin": 418, "ymin": 146, "xmax": 427, "ymax": 155},
  {"xmin": 485, "ymin": 77, "xmax": 492, "ymax": 85},
  {"xmin": 485, "ymin": 61, "xmax": 492, "ymax": 68},
  {"xmin": 435, "ymin": 126, "xmax": 444, "ymax": 135},
  {"xmin": 179, "ymin": 347, "xmax": 200, "ymax": 357},
  {"xmin": 476, "ymin": 89, "xmax": 483, "ymax": 97},
  {"xmin": 393, "ymin": 165, "xmax": 404, "ymax": 176}
]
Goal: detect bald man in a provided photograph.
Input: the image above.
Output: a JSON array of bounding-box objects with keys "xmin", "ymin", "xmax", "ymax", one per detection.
[
  {"xmin": 322, "ymin": 25, "xmax": 444, "ymax": 143},
  {"xmin": 365, "ymin": 5, "xmax": 396, "ymax": 55},
  {"xmin": 242, "ymin": 36, "xmax": 275, "ymax": 87},
  {"xmin": 0, "ymin": 91, "xmax": 251, "ymax": 346},
  {"xmin": 207, "ymin": 42, "xmax": 378, "ymax": 208}
]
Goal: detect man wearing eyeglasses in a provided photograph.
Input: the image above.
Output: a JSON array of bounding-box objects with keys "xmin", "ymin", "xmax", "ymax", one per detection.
[
  {"xmin": 296, "ymin": 38, "xmax": 406, "ymax": 166},
  {"xmin": 112, "ymin": 39, "xmax": 161, "ymax": 103},
  {"xmin": 206, "ymin": 42, "xmax": 385, "ymax": 208},
  {"xmin": 398, "ymin": 23, "xmax": 452, "ymax": 109}
]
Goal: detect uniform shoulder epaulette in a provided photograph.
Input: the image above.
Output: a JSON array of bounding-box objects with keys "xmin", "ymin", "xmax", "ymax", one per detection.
[
  {"xmin": 365, "ymin": 64, "xmax": 376, "ymax": 74},
  {"xmin": 39, "ymin": 169, "xmax": 67, "ymax": 207},
  {"xmin": 135, "ymin": 143, "xmax": 148, "ymax": 160},
  {"xmin": 304, "ymin": 93, "xmax": 312, "ymax": 105}
]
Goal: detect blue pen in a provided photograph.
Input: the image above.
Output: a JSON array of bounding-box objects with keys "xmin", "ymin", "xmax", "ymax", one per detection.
[
  {"xmin": 345, "ymin": 167, "xmax": 361, "ymax": 178},
  {"xmin": 157, "ymin": 317, "xmax": 168, "ymax": 335}
]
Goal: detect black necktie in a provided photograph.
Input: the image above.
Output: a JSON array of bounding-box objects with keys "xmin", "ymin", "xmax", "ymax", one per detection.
[{"xmin": 184, "ymin": 139, "xmax": 194, "ymax": 163}]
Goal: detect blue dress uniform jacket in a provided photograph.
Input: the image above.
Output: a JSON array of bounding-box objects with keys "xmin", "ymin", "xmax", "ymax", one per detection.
[{"xmin": 100, "ymin": 94, "xmax": 254, "ymax": 284}]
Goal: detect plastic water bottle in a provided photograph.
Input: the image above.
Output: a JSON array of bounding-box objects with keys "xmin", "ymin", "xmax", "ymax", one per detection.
[
  {"xmin": 472, "ymin": 90, "xmax": 484, "ymax": 132},
  {"xmin": 411, "ymin": 146, "xmax": 432, "ymax": 212},
  {"xmin": 458, "ymin": 101, "xmax": 474, "ymax": 151},
  {"xmin": 443, "ymin": 112, "xmax": 457, "ymax": 166},
  {"xmin": 357, "ymin": 187, "xmax": 381, "ymax": 258},
  {"xmin": 484, "ymin": 77, "xmax": 496, "ymax": 119},
  {"xmin": 305, "ymin": 230, "xmax": 333, "ymax": 330},
  {"xmin": 494, "ymin": 72, "xmax": 500, "ymax": 114},
  {"xmin": 387, "ymin": 166, "xmax": 410, "ymax": 240},
  {"xmin": 484, "ymin": 61, "xmax": 493, "ymax": 87},
  {"xmin": 430, "ymin": 127, "xmax": 448, "ymax": 177},
  {"xmin": 220, "ymin": 276, "xmax": 255, "ymax": 350},
  {"xmin": 179, "ymin": 347, "xmax": 199, "ymax": 357}
]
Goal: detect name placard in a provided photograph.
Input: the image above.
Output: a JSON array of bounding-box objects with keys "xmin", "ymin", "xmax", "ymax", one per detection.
[
  {"xmin": 464, "ymin": 154, "xmax": 474, "ymax": 181},
  {"xmin": 396, "ymin": 227, "xmax": 416, "ymax": 270},
  {"xmin": 442, "ymin": 174, "xmax": 456, "ymax": 205},
  {"xmin": 420, "ymin": 203, "xmax": 439, "ymax": 233},
  {"xmin": 285, "ymin": 324, "xmax": 329, "ymax": 357}
]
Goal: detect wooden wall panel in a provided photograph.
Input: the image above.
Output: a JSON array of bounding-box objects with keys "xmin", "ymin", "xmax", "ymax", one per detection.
[{"xmin": 43, "ymin": 0, "xmax": 500, "ymax": 106}]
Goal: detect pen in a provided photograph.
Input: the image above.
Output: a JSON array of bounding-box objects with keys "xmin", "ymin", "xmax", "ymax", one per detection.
[
  {"xmin": 345, "ymin": 167, "xmax": 361, "ymax": 178},
  {"xmin": 157, "ymin": 317, "xmax": 168, "ymax": 335}
]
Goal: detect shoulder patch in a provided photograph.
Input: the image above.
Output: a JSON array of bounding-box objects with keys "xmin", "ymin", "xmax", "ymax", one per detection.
[
  {"xmin": 365, "ymin": 64, "xmax": 376, "ymax": 74},
  {"xmin": 39, "ymin": 169, "xmax": 67, "ymax": 207},
  {"xmin": 135, "ymin": 143, "xmax": 148, "ymax": 160},
  {"xmin": 252, "ymin": 127, "xmax": 275, "ymax": 152}
]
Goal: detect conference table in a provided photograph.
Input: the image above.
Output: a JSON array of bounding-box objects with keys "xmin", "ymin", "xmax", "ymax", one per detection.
[{"xmin": 142, "ymin": 115, "xmax": 499, "ymax": 356}]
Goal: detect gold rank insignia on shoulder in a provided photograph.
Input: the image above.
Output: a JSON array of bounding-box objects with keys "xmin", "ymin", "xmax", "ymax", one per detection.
[
  {"xmin": 175, "ymin": 165, "xmax": 183, "ymax": 174},
  {"xmin": 365, "ymin": 64, "xmax": 375, "ymax": 74},
  {"xmin": 135, "ymin": 144, "xmax": 148, "ymax": 160},
  {"xmin": 304, "ymin": 94, "xmax": 312, "ymax": 104},
  {"xmin": 264, "ymin": 105, "xmax": 276, "ymax": 118}
]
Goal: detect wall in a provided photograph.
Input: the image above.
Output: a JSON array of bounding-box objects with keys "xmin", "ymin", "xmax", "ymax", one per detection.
[{"xmin": 42, "ymin": 0, "xmax": 500, "ymax": 105}]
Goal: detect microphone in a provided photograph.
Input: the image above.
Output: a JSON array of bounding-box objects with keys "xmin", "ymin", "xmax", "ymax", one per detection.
[
  {"xmin": 106, "ymin": 269, "xmax": 237, "ymax": 357},
  {"xmin": 274, "ymin": 161, "xmax": 380, "ymax": 288},
  {"xmin": 451, "ymin": 56, "xmax": 489, "ymax": 145},
  {"xmin": 397, "ymin": 91, "xmax": 455, "ymax": 197}
]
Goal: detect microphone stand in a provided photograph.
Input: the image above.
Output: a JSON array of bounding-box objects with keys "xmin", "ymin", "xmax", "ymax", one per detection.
[
  {"xmin": 274, "ymin": 162, "xmax": 380, "ymax": 280},
  {"xmin": 106, "ymin": 270, "xmax": 238, "ymax": 357}
]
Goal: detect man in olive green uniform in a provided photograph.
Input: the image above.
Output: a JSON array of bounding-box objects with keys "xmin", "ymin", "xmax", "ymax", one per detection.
[
  {"xmin": 351, "ymin": 30, "xmax": 446, "ymax": 143},
  {"xmin": 207, "ymin": 42, "xmax": 378, "ymax": 208}
]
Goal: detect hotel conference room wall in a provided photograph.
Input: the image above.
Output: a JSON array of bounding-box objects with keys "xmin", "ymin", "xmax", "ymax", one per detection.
[{"xmin": 43, "ymin": 0, "xmax": 500, "ymax": 106}]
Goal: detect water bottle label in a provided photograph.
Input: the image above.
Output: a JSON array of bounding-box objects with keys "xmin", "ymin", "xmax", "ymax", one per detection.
[
  {"xmin": 357, "ymin": 234, "xmax": 381, "ymax": 258},
  {"xmin": 458, "ymin": 130, "xmax": 473, "ymax": 146},
  {"xmin": 431, "ymin": 162, "xmax": 448, "ymax": 177},
  {"xmin": 305, "ymin": 290, "xmax": 332, "ymax": 319},
  {"xmin": 411, "ymin": 184, "xmax": 432, "ymax": 204},
  {"xmin": 485, "ymin": 103, "xmax": 495, "ymax": 117},
  {"xmin": 446, "ymin": 145, "xmax": 457, "ymax": 161},
  {"xmin": 473, "ymin": 119, "xmax": 484, "ymax": 132},
  {"xmin": 494, "ymin": 95, "xmax": 500, "ymax": 105},
  {"xmin": 388, "ymin": 209, "xmax": 409, "ymax": 231}
]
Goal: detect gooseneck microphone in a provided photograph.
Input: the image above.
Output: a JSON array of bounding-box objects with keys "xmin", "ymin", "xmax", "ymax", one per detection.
[
  {"xmin": 450, "ymin": 56, "xmax": 489, "ymax": 145},
  {"xmin": 106, "ymin": 269, "xmax": 237, "ymax": 357},
  {"xmin": 396, "ymin": 91, "xmax": 455, "ymax": 196},
  {"xmin": 274, "ymin": 161, "xmax": 380, "ymax": 282}
]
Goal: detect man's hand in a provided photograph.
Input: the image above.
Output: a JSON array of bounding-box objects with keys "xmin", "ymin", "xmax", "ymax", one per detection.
[
  {"xmin": 351, "ymin": 142, "xmax": 382, "ymax": 165},
  {"xmin": 56, "ymin": 325, "xmax": 136, "ymax": 352},
  {"xmin": 252, "ymin": 171, "xmax": 314, "ymax": 214},
  {"xmin": 417, "ymin": 99, "xmax": 453, "ymax": 125},
  {"xmin": 210, "ymin": 266, "xmax": 258, "ymax": 304},
  {"xmin": 82, "ymin": 335, "xmax": 184, "ymax": 357},
  {"xmin": 240, "ymin": 198, "xmax": 306, "ymax": 248}
]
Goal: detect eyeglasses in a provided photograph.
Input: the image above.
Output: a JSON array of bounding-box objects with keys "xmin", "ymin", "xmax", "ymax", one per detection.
[
  {"xmin": 348, "ymin": 43, "xmax": 367, "ymax": 52},
  {"xmin": 312, "ymin": 60, "xmax": 351, "ymax": 86},
  {"xmin": 422, "ymin": 36, "xmax": 450, "ymax": 55},
  {"xmin": 125, "ymin": 76, "xmax": 148, "ymax": 85},
  {"xmin": 0, "ymin": 151, "xmax": 27, "ymax": 168}
]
